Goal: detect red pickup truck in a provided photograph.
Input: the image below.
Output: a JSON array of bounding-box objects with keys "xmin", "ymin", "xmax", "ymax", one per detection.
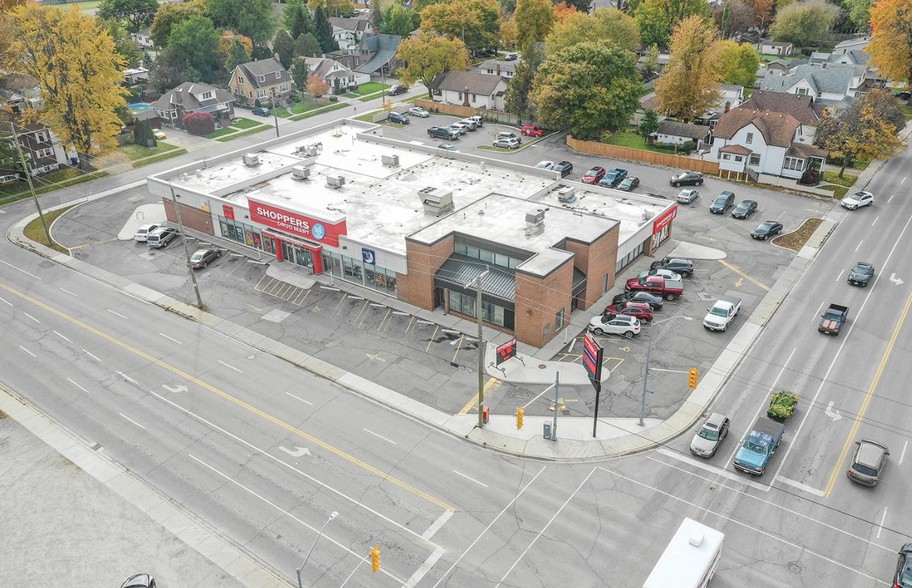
[{"xmin": 625, "ymin": 275, "xmax": 684, "ymax": 301}]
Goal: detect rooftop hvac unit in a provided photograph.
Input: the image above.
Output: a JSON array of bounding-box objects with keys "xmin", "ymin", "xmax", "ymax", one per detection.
[
  {"xmin": 524, "ymin": 210, "xmax": 546, "ymax": 237},
  {"xmin": 556, "ymin": 186, "xmax": 576, "ymax": 203},
  {"xmin": 242, "ymin": 153, "xmax": 260, "ymax": 167},
  {"xmin": 418, "ymin": 186, "xmax": 454, "ymax": 217},
  {"xmin": 296, "ymin": 142, "xmax": 323, "ymax": 157},
  {"xmin": 326, "ymin": 175, "xmax": 345, "ymax": 189},
  {"xmin": 381, "ymin": 154, "xmax": 400, "ymax": 168},
  {"xmin": 292, "ymin": 166, "xmax": 310, "ymax": 180}
]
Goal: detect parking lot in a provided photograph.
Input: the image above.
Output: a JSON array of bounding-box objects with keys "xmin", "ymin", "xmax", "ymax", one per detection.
[{"xmin": 51, "ymin": 118, "xmax": 837, "ymax": 420}]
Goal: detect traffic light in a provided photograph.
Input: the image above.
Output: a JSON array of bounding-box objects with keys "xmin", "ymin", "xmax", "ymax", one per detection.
[
  {"xmin": 688, "ymin": 368, "xmax": 699, "ymax": 389},
  {"xmin": 370, "ymin": 545, "xmax": 381, "ymax": 573},
  {"xmin": 516, "ymin": 406, "xmax": 524, "ymax": 429}
]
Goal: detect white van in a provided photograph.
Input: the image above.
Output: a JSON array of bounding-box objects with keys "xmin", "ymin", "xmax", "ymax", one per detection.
[{"xmin": 643, "ymin": 518, "xmax": 724, "ymax": 588}]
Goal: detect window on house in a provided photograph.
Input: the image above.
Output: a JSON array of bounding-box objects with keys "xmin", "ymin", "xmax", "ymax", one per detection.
[
  {"xmin": 746, "ymin": 132, "xmax": 753, "ymax": 144},
  {"xmin": 35, "ymin": 132, "xmax": 47, "ymax": 143},
  {"xmin": 280, "ymin": 84, "xmax": 288, "ymax": 92},
  {"xmin": 783, "ymin": 156, "xmax": 804, "ymax": 171},
  {"xmin": 239, "ymin": 77, "xmax": 244, "ymax": 85},
  {"xmin": 722, "ymin": 154, "xmax": 731, "ymax": 160},
  {"xmin": 748, "ymin": 154, "xmax": 761, "ymax": 166},
  {"xmin": 201, "ymin": 91, "xmax": 212, "ymax": 100},
  {"xmin": 471, "ymin": 94, "xmax": 476, "ymax": 103},
  {"xmin": 259, "ymin": 75, "xmax": 266, "ymax": 83},
  {"xmin": 797, "ymin": 88, "xmax": 808, "ymax": 96},
  {"xmin": 734, "ymin": 156, "xmax": 743, "ymax": 162},
  {"xmin": 257, "ymin": 89, "xmax": 266, "ymax": 97},
  {"xmin": 458, "ymin": 92, "xmax": 463, "ymax": 101},
  {"xmin": 555, "ymin": 308, "xmax": 565, "ymax": 330}
]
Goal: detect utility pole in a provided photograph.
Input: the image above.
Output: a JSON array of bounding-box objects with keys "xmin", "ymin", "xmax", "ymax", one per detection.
[
  {"xmin": 271, "ymin": 94, "xmax": 280, "ymax": 138},
  {"xmin": 6, "ymin": 122, "xmax": 50, "ymax": 245},
  {"xmin": 168, "ymin": 183, "xmax": 204, "ymax": 309},
  {"xmin": 475, "ymin": 270, "xmax": 489, "ymax": 428},
  {"xmin": 551, "ymin": 372, "xmax": 559, "ymax": 441}
]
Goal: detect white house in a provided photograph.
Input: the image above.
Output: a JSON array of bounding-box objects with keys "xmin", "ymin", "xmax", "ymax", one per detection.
[
  {"xmin": 760, "ymin": 62, "xmax": 881, "ymax": 105},
  {"xmin": 131, "ymin": 27, "xmax": 154, "ymax": 50},
  {"xmin": 329, "ymin": 17, "xmax": 371, "ymax": 51},
  {"xmin": 477, "ymin": 59, "xmax": 518, "ymax": 79},
  {"xmin": 757, "ymin": 40, "xmax": 793, "ymax": 56},
  {"xmin": 304, "ymin": 57, "xmax": 370, "ymax": 94},
  {"xmin": 653, "ymin": 121, "xmax": 711, "ymax": 149},
  {"xmin": 430, "ymin": 70, "xmax": 509, "ymax": 110}
]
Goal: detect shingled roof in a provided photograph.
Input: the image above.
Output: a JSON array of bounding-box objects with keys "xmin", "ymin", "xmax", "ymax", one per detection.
[
  {"xmin": 431, "ymin": 70, "xmax": 505, "ymax": 95},
  {"xmin": 235, "ymin": 58, "xmax": 290, "ymax": 90},
  {"xmin": 738, "ymin": 91, "xmax": 821, "ymax": 126},
  {"xmin": 713, "ymin": 110, "xmax": 800, "ymax": 148},
  {"xmin": 656, "ymin": 121, "xmax": 710, "ymax": 140}
]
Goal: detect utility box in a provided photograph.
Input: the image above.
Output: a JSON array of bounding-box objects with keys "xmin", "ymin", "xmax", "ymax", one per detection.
[
  {"xmin": 482, "ymin": 405, "xmax": 490, "ymax": 424},
  {"xmin": 542, "ymin": 423, "xmax": 552, "ymax": 439}
]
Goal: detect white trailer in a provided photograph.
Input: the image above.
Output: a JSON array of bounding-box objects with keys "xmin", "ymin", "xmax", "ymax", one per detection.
[{"xmin": 643, "ymin": 517, "xmax": 724, "ymax": 588}]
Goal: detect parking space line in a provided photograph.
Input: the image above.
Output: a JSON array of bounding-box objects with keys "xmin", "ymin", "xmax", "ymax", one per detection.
[
  {"xmin": 377, "ymin": 308, "xmax": 392, "ymax": 331},
  {"xmin": 426, "ymin": 325, "xmax": 439, "ymax": 353},
  {"xmin": 451, "ymin": 335, "xmax": 465, "ymax": 363},
  {"xmin": 458, "ymin": 378, "xmax": 500, "ymax": 415},
  {"xmin": 354, "ymin": 299, "xmax": 370, "ymax": 328},
  {"xmin": 333, "ymin": 292, "xmax": 349, "ymax": 315},
  {"xmin": 717, "ymin": 259, "xmax": 770, "ymax": 291},
  {"xmin": 405, "ymin": 315, "xmax": 416, "ymax": 334},
  {"xmin": 292, "ymin": 288, "xmax": 310, "ymax": 305}
]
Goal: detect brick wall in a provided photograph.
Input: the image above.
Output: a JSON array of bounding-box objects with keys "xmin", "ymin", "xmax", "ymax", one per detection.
[
  {"xmin": 514, "ymin": 258, "xmax": 574, "ymax": 348},
  {"xmin": 562, "ymin": 225, "xmax": 620, "ymax": 310},
  {"xmin": 397, "ymin": 235, "xmax": 454, "ymax": 310},
  {"xmin": 163, "ymin": 200, "xmax": 214, "ymax": 235}
]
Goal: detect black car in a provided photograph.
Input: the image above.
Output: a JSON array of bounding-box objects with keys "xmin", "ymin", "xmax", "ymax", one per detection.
[
  {"xmin": 650, "ymin": 257, "xmax": 694, "ymax": 278},
  {"xmin": 387, "ymin": 84, "xmax": 408, "ymax": 95},
  {"xmin": 428, "ymin": 126, "xmax": 459, "ymax": 140},
  {"xmin": 709, "ymin": 190, "xmax": 735, "ymax": 214},
  {"xmin": 120, "ymin": 574, "xmax": 156, "ymax": 588},
  {"xmin": 751, "ymin": 220, "xmax": 783, "ymax": 240},
  {"xmin": 731, "ymin": 199, "xmax": 758, "ymax": 219},
  {"xmin": 387, "ymin": 112, "xmax": 409, "ymax": 124},
  {"xmin": 617, "ymin": 177, "xmax": 639, "ymax": 191},
  {"xmin": 251, "ymin": 106, "xmax": 270, "ymax": 116},
  {"xmin": 670, "ymin": 171, "xmax": 704, "ymax": 187},
  {"xmin": 552, "ymin": 161, "xmax": 573, "ymax": 177},
  {"xmin": 847, "ymin": 261, "xmax": 875, "ymax": 286},
  {"xmin": 895, "ymin": 544, "xmax": 912, "ymax": 588},
  {"xmin": 611, "ymin": 290, "xmax": 664, "ymax": 311},
  {"xmin": 190, "ymin": 248, "xmax": 221, "ymax": 269}
]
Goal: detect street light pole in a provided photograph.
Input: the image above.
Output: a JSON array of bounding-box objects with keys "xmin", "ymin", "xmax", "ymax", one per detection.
[
  {"xmin": 5, "ymin": 121, "xmax": 51, "ymax": 245},
  {"xmin": 168, "ymin": 182, "xmax": 204, "ymax": 309},
  {"xmin": 271, "ymin": 94, "xmax": 280, "ymax": 138},
  {"xmin": 296, "ymin": 511, "xmax": 339, "ymax": 588},
  {"xmin": 475, "ymin": 270, "xmax": 489, "ymax": 428}
]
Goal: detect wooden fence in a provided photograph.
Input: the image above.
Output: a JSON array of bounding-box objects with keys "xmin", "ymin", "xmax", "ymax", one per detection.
[
  {"xmin": 567, "ymin": 136, "xmax": 721, "ymax": 175},
  {"xmin": 413, "ymin": 99, "xmax": 521, "ymax": 126}
]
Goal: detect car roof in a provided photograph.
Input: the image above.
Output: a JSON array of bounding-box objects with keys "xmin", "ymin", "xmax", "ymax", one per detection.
[
  {"xmin": 855, "ymin": 439, "xmax": 888, "ymax": 465},
  {"xmin": 705, "ymin": 413, "xmax": 727, "ymax": 427}
]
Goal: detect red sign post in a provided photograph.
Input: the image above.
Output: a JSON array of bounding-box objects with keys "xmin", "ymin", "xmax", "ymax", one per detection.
[
  {"xmin": 496, "ymin": 337, "xmax": 517, "ymax": 365},
  {"xmin": 583, "ymin": 332, "xmax": 604, "ymax": 438}
]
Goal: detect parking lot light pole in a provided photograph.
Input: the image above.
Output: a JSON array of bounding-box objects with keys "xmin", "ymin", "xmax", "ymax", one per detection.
[
  {"xmin": 475, "ymin": 270, "xmax": 489, "ymax": 428},
  {"xmin": 296, "ymin": 511, "xmax": 338, "ymax": 588},
  {"xmin": 639, "ymin": 315, "xmax": 692, "ymax": 426},
  {"xmin": 168, "ymin": 183, "xmax": 203, "ymax": 309}
]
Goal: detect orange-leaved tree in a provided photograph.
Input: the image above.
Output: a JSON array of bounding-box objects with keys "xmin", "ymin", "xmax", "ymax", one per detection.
[{"xmin": 867, "ymin": 0, "xmax": 912, "ymax": 85}]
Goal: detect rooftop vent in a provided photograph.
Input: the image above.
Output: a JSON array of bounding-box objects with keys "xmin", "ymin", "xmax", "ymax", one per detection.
[
  {"xmin": 242, "ymin": 153, "xmax": 260, "ymax": 167},
  {"xmin": 524, "ymin": 209, "xmax": 545, "ymax": 237},
  {"xmin": 381, "ymin": 154, "xmax": 400, "ymax": 168},
  {"xmin": 292, "ymin": 166, "xmax": 310, "ymax": 180},
  {"xmin": 418, "ymin": 186, "xmax": 454, "ymax": 216},
  {"xmin": 326, "ymin": 175, "xmax": 345, "ymax": 189},
  {"xmin": 557, "ymin": 186, "xmax": 576, "ymax": 203},
  {"xmin": 296, "ymin": 142, "xmax": 323, "ymax": 157}
]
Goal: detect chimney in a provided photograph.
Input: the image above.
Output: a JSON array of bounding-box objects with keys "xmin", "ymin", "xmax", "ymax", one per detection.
[
  {"xmin": 176, "ymin": 88, "xmax": 183, "ymax": 102},
  {"xmin": 496, "ymin": 64, "xmax": 501, "ymax": 75}
]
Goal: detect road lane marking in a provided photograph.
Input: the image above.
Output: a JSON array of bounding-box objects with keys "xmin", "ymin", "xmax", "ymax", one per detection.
[
  {"xmin": 872, "ymin": 216, "xmax": 879, "ymax": 226},
  {"xmin": 495, "ymin": 467, "xmax": 597, "ymax": 588},
  {"xmin": 655, "ymin": 449, "xmax": 771, "ymax": 493},
  {"xmin": 458, "ymin": 377, "xmax": 500, "ymax": 415},
  {"xmin": 159, "ymin": 332, "xmax": 182, "ymax": 345},
  {"xmin": 823, "ymin": 276, "xmax": 912, "ymax": 497},
  {"xmin": 119, "ymin": 412, "xmax": 146, "ymax": 429},
  {"xmin": 0, "ymin": 281, "xmax": 455, "ymax": 513},
  {"xmin": 452, "ymin": 469, "xmax": 488, "ymax": 488},
  {"xmin": 285, "ymin": 392, "xmax": 313, "ymax": 405},
  {"xmin": 432, "ymin": 466, "xmax": 546, "ymax": 588},
  {"xmin": 0, "ymin": 259, "xmax": 41, "ymax": 279},
  {"xmin": 900, "ymin": 440, "xmax": 908, "ymax": 465},
  {"xmin": 188, "ymin": 454, "xmax": 408, "ymax": 585},
  {"xmin": 405, "ymin": 546, "xmax": 445, "ymax": 588},
  {"xmin": 363, "ymin": 428, "xmax": 397, "ymax": 445},
  {"xmin": 18, "ymin": 345, "xmax": 35, "ymax": 358},
  {"xmin": 116, "ymin": 371, "xmax": 137, "ymax": 384},
  {"xmin": 59, "ymin": 288, "xmax": 78, "ymax": 297},
  {"xmin": 217, "ymin": 360, "xmax": 242, "ymax": 373},
  {"xmin": 23, "ymin": 312, "xmax": 39, "ymax": 323},
  {"xmin": 53, "ymin": 330, "xmax": 70, "ymax": 342},
  {"xmin": 421, "ymin": 510, "xmax": 453, "ymax": 541},
  {"xmin": 835, "ymin": 269, "xmax": 844, "ymax": 283},
  {"xmin": 777, "ymin": 476, "xmax": 824, "ymax": 497},
  {"xmin": 855, "ymin": 240, "xmax": 863, "ymax": 251},
  {"xmin": 83, "ymin": 349, "xmax": 101, "ymax": 362},
  {"xmin": 717, "ymin": 259, "xmax": 770, "ymax": 291},
  {"xmin": 0, "ymin": 295, "xmax": 11, "ymax": 306},
  {"xmin": 107, "ymin": 309, "xmax": 127, "ymax": 319},
  {"xmin": 66, "ymin": 378, "xmax": 90, "ymax": 393},
  {"xmin": 877, "ymin": 507, "xmax": 888, "ymax": 539}
]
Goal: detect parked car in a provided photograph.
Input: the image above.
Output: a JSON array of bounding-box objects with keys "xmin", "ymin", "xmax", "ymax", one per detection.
[
  {"xmin": 598, "ymin": 168, "xmax": 628, "ymax": 188},
  {"xmin": 643, "ymin": 268, "xmax": 681, "ymax": 282},
  {"xmin": 709, "ymin": 190, "xmax": 735, "ymax": 214},
  {"xmin": 617, "ymin": 177, "xmax": 639, "ymax": 191},
  {"xmin": 894, "ymin": 544, "xmax": 912, "ymax": 588},
  {"xmin": 552, "ymin": 161, "xmax": 573, "ymax": 177},
  {"xmin": 408, "ymin": 106, "xmax": 430, "ymax": 118},
  {"xmin": 731, "ymin": 200, "xmax": 758, "ymax": 219},
  {"xmin": 847, "ymin": 261, "xmax": 875, "ymax": 287},
  {"xmin": 650, "ymin": 257, "xmax": 694, "ymax": 278},
  {"xmin": 152, "ymin": 129, "xmax": 167, "ymax": 140},
  {"xmin": 535, "ymin": 160, "xmax": 555, "ymax": 170},
  {"xmin": 467, "ymin": 115, "xmax": 484, "ymax": 127},
  {"xmin": 847, "ymin": 439, "xmax": 889, "ymax": 486},
  {"xmin": 670, "ymin": 171, "xmax": 704, "ymax": 187},
  {"xmin": 582, "ymin": 166, "xmax": 606, "ymax": 184},
  {"xmin": 458, "ymin": 118, "xmax": 478, "ymax": 130},
  {"xmin": 189, "ymin": 248, "xmax": 221, "ymax": 269},
  {"xmin": 450, "ymin": 121, "xmax": 471, "ymax": 134},
  {"xmin": 841, "ymin": 190, "xmax": 874, "ymax": 210},
  {"xmin": 493, "ymin": 137, "xmax": 520, "ymax": 149},
  {"xmin": 133, "ymin": 223, "xmax": 161, "ymax": 242},
  {"xmin": 604, "ymin": 301, "xmax": 654, "ymax": 322},
  {"xmin": 496, "ymin": 131, "xmax": 521, "ymax": 142},
  {"xmin": 751, "ymin": 220, "xmax": 783, "ymax": 240},
  {"xmin": 588, "ymin": 313, "xmax": 641, "ymax": 338},
  {"xmin": 251, "ymin": 107, "xmax": 270, "ymax": 116},
  {"xmin": 676, "ymin": 189, "xmax": 699, "ymax": 204},
  {"xmin": 147, "ymin": 227, "xmax": 179, "ymax": 249},
  {"xmin": 438, "ymin": 143, "xmax": 459, "ymax": 152},
  {"xmin": 504, "ymin": 52, "xmax": 519, "ymax": 61},
  {"xmin": 120, "ymin": 574, "xmax": 156, "ymax": 588},
  {"xmin": 521, "ymin": 124, "xmax": 544, "ymax": 137},
  {"xmin": 387, "ymin": 111, "xmax": 409, "ymax": 124},
  {"xmin": 612, "ymin": 290, "xmax": 664, "ymax": 311},
  {"xmin": 387, "ymin": 84, "xmax": 408, "ymax": 95},
  {"xmin": 690, "ymin": 413, "xmax": 730, "ymax": 458},
  {"xmin": 428, "ymin": 126, "xmax": 459, "ymax": 140}
]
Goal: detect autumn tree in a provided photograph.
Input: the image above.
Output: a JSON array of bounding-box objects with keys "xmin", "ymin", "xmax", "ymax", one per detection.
[
  {"xmin": 552, "ymin": 2, "xmax": 578, "ymax": 22},
  {"xmin": 217, "ymin": 31, "xmax": 253, "ymax": 68},
  {"xmin": 162, "ymin": 14, "xmax": 219, "ymax": 82},
  {"xmin": 641, "ymin": 43, "xmax": 660, "ymax": 78},
  {"xmin": 530, "ymin": 41, "xmax": 640, "ymax": 138},
  {"xmin": 151, "ymin": 0, "xmax": 206, "ymax": 47},
  {"xmin": 98, "ymin": 0, "xmax": 159, "ymax": 32},
  {"xmin": 500, "ymin": 13, "xmax": 517, "ymax": 48},
  {"xmin": 4, "ymin": 4, "xmax": 128, "ymax": 165},
  {"xmin": 307, "ymin": 74, "xmax": 331, "ymax": 97},
  {"xmin": 562, "ymin": 0, "xmax": 592, "ymax": 12},
  {"xmin": 308, "ymin": 0, "xmax": 355, "ymax": 17},
  {"xmin": 504, "ymin": 41, "xmax": 543, "ymax": 120},
  {"xmin": 395, "ymin": 33, "xmax": 469, "ymax": 98},
  {"xmin": 295, "ymin": 32, "xmax": 323, "ymax": 57},
  {"xmin": 514, "ymin": 0, "xmax": 554, "ymax": 45},
  {"xmin": 814, "ymin": 89, "xmax": 907, "ymax": 176},
  {"xmin": 370, "ymin": 0, "xmax": 382, "ymax": 29},
  {"xmin": 420, "ymin": 0, "xmax": 501, "ymax": 54},
  {"xmin": 633, "ymin": 0, "xmax": 710, "ymax": 48},
  {"xmin": 655, "ymin": 15, "xmax": 722, "ymax": 121},
  {"xmin": 867, "ymin": 0, "xmax": 912, "ymax": 84},
  {"xmin": 224, "ymin": 39, "xmax": 251, "ymax": 73},
  {"xmin": 768, "ymin": 0, "xmax": 839, "ymax": 46},
  {"xmin": 381, "ymin": 4, "xmax": 419, "ymax": 37},
  {"xmin": 273, "ymin": 29, "xmax": 295, "ymax": 68},
  {"xmin": 286, "ymin": 1, "xmax": 314, "ymax": 40},
  {"xmin": 743, "ymin": 0, "xmax": 772, "ymax": 28},
  {"xmin": 205, "ymin": 0, "xmax": 276, "ymax": 47},
  {"xmin": 843, "ymin": 0, "xmax": 873, "ymax": 32},
  {"xmin": 313, "ymin": 6, "xmax": 339, "ymax": 53},
  {"xmin": 545, "ymin": 8, "xmax": 640, "ymax": 55},
  {"xmin": 709, "ymin": 39, "xmax": 760, "ymax": 87}
]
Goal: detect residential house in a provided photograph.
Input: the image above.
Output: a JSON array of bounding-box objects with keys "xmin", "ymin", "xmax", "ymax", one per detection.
[
  {"xmin": 477, "ymin": 59, "xmax": 518, "ymax": 80},
  {"xmin": 151, "ymin": 82, "xmax": 235, "ymax": 128},
  {"xmin": 833, "ymin": 36, "xmax": 870, "ymax": 55},
  {"xmin": 653, "ymin": 121, "xmax": 711, "ymax": 149},
  {"xmin": 351, "ymin": 33, "xmax": 403, "ymax": 76},
  {"xmin": 757, "ymin": 40, "xmax": 793, "ymax": 56},
  {"xmin": 760, "ymin": 62, "xmax": 883, "ymax": 106},
  {"xmin": 329, "ymin": 16, "xmax": 372, "ymax": 50},
  {"xmin": 430, "ymin": 70, "xmax": 509, "ymax": 110},
  {"xmin": 708, "ymin": 91, "xmax": 827, "ymax": 180},
  {"xmin": 124, "ymin": 67, "xmax": 149, "ymax": 86},
  {"xmin": 304, "ymin": 57, "xmax": 370, "ymax": 94},
  {"xmin": 766, "ymin": 59, "xmax": 792, "ymax": 72},
  {"xmin": 0, "ymin": 113, "xmax": 73, "ymax": 175},
  {"xmin": 228, "ymin": 58, "xmax": 294, "ymax": 106},
  {"xmin": 131, "ymin": 28, "xmax": 154, "ymax": 50}
]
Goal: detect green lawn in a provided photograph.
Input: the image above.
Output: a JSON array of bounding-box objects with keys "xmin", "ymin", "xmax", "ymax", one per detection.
[
  {"xmin": 0, "ymin": 168, "xmax": 107, "ymax": 205},
  {"xmin": 232, "ymin": 118, "xmax": 261, "ymax": 129},
  {"xmin": 288, "ymin": 102, "xmax": 347, "ymax": 121},
  {"xmin": 205, "ymin": 127, "xmax": 241, "ymax": 139},
  {"xmin": 822, "ymin": 170, "xmax": 857, "ymax": 187},
  {"xmin": 119, "ymin": 142, "xmax": 179, "ymax": 161},
  {"xmin": 24, "ymin": 205, "xmax": 75, "ymax": 254},
  {"xmin": 818, "ymin": 184, "xmax": 849, "ymax": 199},
  {"xmin": 602, "ymin": 130, "xmax": 687, "ymax": 155},
  {"xmin": 345, "ymin": 82, "xmax": 387, "ymax": 97},
  {"xmin": 903, "ymin": 104, "xmax": 912, "ymax": 120}
]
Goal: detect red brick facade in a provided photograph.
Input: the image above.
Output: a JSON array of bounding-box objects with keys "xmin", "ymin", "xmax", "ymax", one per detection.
[
  {"xmin": 398, "ymin": 235, "xmax": 455, "ymax": 310},
  {"xmin": 514, "ymin": 258, "xmax": 575, "ymax": 348}
]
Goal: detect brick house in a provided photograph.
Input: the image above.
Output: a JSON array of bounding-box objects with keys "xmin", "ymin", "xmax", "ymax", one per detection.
[{"xmin": 228, "ymin": 58, "xmax": 295, "ymax": 106}]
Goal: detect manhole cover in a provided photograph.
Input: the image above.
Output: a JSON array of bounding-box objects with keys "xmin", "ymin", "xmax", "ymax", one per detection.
[
  {"xmin": 539, "ymin": 364, "xmax": 547, "ymax": 369},
  {"xmin": 787, "ymin": 561, "xmax": 802, "ymax": 574}
]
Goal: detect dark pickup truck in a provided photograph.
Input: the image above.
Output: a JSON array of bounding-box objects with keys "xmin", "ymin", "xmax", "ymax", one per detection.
[
  {"xmin": 428, "ymin": 126, "xmax": 459, "ymax": 140},
  {"xmin": 819, "ymin": 303, "xmax": 848, "ymax": 335}
]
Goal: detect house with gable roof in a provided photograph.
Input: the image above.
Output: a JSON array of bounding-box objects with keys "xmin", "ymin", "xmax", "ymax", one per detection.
[
  {"xmin": 151, "ymin": 82, "xmax": 235, "ymax": 127},
  {"xmin": 304, "ymin": 57, "xmax": 370, "ymax": 95},
  {"xmin": 329, "ymin": 16, "xmax": 372, "ymax": 50},
  {"xmin": 760, "ymin": 62, "xmax": 884, "ymax": 107},
  {"xmin": 228, "ymin": 57, "xmax": 294, "ymax": 106},
  {"xmin": 430, "ymin": 70, "xmax": 509, "ymax": 110}
]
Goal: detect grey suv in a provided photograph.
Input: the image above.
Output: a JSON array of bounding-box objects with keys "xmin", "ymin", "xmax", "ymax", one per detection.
[{"xmin": 709, "ymin": 191, "xmax": 735, "ymax": 214}]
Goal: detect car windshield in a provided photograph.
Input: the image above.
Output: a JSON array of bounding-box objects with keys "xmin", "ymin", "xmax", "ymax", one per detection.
[
  {"xmin": 698, "ymin": 426, "xmax": 719, "ymax": 441},
  {"xmin": 710, "ymin": 308, "xmax": 728, "ymax": 317},
  {"xmin": 191, "ymin": 252, "xmax": 204, "ymax": 261},
  {"xmin": 746, "ymin": 442, "xmax": 768, "ymax": 454}
]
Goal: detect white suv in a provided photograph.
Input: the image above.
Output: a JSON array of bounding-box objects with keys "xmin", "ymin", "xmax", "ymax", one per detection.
[
  {"xmin": 493, "ymin": 137, "xmax": 520, "ymax": 149},
  {"xmin": 588, "ymin": 313, "xmax": 641, "ymax": 338},
  {"xmin": 134, "ymin": 223, "xmax": 161, "ymax": 242}
]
